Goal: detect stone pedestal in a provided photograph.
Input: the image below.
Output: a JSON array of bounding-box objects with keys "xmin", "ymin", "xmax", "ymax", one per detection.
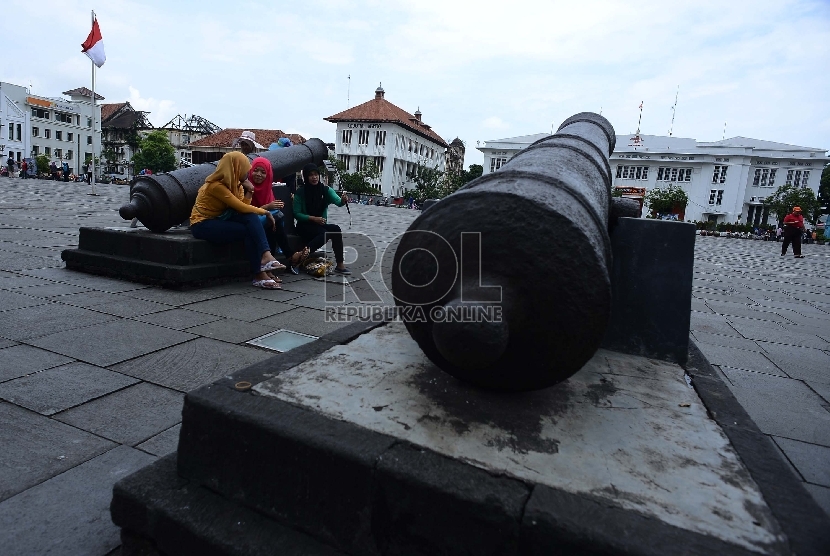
[
  {"xmin": 61, "ymin": 227, "xmax": 304, "ymax": 288},
  {"xmin": 110, "ymin": 320, "xmax": 821, "ymax": 555}
]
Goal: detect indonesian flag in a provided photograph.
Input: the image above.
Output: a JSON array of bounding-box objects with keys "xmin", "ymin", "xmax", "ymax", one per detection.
[{"xmin": 81, "ymin": 18, "xmax": 106, "ymax": 68}]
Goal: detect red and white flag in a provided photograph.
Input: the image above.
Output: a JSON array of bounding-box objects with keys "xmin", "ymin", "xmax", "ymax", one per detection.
[{"xmin": 81, "ymin": 18, "xmax": 106, "ymax": 68}]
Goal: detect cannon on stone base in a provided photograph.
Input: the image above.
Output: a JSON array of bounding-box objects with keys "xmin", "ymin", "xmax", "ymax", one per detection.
[
  {"xmin": 119, "ymin": 138, "xmax": 328, "ymax": 232},
  {"xmin": 392, "ymin": 113, "xmax": 628, "ymax": 391}
]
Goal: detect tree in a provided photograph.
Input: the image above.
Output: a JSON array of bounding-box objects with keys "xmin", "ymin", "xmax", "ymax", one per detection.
[
  {"xmin": 466, "ymin": 164, "xmax": 483, "ymax": 181},
  {"xmin": 764, "ymin": 184, "xmax": 820, "ymax": 224},
  {"xmin": 643, "ymin": 184, "xmax": 688, "ymax": 216},
  {"xmin": 35, "ymin": 154, "xmax": 49, "ymax": 175},
  {"xmin": 327, "ymin": 155, "xmax": 381, "ymax": 195},
  {"xmin": 819, "ymin": 165, "xmax": 830, "ymax": 212},
  {"xmin": 131, "ymin": 130, "xmax": 176, "ymax": 174}
]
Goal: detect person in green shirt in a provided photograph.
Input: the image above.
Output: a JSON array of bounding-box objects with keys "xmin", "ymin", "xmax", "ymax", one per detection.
[{"xmin": 293, "ymin": 164, "xmax": 351, "ymax": 274}]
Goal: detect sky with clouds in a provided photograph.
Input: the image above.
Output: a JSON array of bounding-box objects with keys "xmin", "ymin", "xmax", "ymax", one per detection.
[{"xmin": 2, "ymin": 0, "xmax": 828, "ymax": 167}]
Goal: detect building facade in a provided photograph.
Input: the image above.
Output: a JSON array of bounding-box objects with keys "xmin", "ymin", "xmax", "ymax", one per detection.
[
  {"xmin": 100, "ymin": 101, "xmax": 153, "ymax": 176},
  {"xmin": 156, "ymin": 114, "xmax": 222, "ymax": 166},
  {"xmin": 187, "ymin": 128, "xmax": 306, "ymax": 165},
  {"xmin": 325, "ymin": 86, "xmax": 449, "ymax": 197},
  {"xmin": 477, "ymin": 132, "xmax": 827, "ymax": 225},
  {"xmin": 0, "ymin": 82, "xmax": 102, "ymax": 176}
]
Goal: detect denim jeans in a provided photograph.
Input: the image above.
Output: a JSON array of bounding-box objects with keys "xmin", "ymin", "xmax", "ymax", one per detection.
[{"xmin": 191, "ymin": 212, "xmax": 270, "ymax": 273}]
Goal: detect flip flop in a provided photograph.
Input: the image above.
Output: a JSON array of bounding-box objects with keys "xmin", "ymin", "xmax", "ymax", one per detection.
[
  {"xmin": 252, "ymin": 279, "xmax": 281, "ymax": 289},
  {"xmin": 265, "ymin": 272, "xmax": 282, "ymax": 283},
  {"xmin": 261, "ymin": 260, "xmax": 285, "ymax": 272}
]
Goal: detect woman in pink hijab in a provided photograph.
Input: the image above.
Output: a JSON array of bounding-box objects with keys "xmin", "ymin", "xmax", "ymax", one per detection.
[{"xmin": 249, "ymin": 157, "xmax": 307, "ymax": 275}]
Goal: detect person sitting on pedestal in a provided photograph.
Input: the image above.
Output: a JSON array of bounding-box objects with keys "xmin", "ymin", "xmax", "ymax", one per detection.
[
  {"xmin": 189, "ymin": 151, "xmax": 286, "ymax": 289},
  {"xmin": 248, "ymin": 156, "xmax": 308, "ymax": 276},
  {"xmin": 293, "ymin": 163, "xmax": 351, "ymax": 275}
]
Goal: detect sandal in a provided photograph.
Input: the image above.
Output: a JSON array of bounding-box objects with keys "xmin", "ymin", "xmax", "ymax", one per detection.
[
  {"xmin": 252, "ymin": 279, "xmax": 281, "ymax": 289},
  {"xmin": 265, "ymin": 272, "xmax": 282, "ymax": 283},
  {"xmin": 261, "ymin": 260, "xmax": 285, "ymax": 272}
]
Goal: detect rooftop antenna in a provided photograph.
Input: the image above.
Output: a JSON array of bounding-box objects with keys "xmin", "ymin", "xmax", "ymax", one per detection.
[
  {"xmin": 668, "ymin": 85, "xmax": 679, "ymax": 136},
  {"xmin": 599, "ymin": 106, "xmax": 602, "ymax": 115},
  {"xmin": 347, "ymin": 75, "xmax": 350, "ymax": 108},
  {"xmin": 723, "ymin": 121, "xmax": 727, "ymax": 140}
]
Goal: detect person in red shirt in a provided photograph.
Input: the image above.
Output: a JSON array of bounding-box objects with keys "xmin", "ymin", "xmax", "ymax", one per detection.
[{"xmin": 782, "ymin": 206, "xmax": 805, "ymax": 258}]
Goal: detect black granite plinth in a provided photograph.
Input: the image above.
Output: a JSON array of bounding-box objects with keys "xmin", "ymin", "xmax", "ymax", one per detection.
[
  {"xmin": 603, "ymin": 217, "xmax": 696, "ymax": 364},
  {"xmin": 61, "ymin": 227, "xmax": 304, "ymax": 288}
]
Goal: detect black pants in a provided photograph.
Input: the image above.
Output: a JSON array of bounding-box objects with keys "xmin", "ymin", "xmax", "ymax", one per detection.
[
  {"xmin": 781, "ymin": 229, "xmax": 801, "ymax": 256},
  {"xmin": 296, "ymin": 221, "xmax": 344, "ymax": 264},
  {"xmin": 263, "ymin": 216, "xmax": 296, "ymax": 261}
]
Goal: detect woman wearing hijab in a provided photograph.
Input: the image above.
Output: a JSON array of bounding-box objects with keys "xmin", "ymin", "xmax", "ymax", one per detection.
[
  {"xmin": 248, "ymin": 156, "xmax": 308, "ymax": 275},
  {"xmin": 293, "ymin": 163, "xmax": 351, "ymax": 274},
  {"xmin": 190, "ymin": 151, "xmax": 284, "ymax": 289}
]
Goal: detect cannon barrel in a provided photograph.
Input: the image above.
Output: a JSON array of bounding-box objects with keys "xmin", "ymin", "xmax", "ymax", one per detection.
[
  {"xmin": 391, "ymin": 112, "xmax": 617, "ymax": 391},
  {"xmin": 119, "ymin": 138, "xmax": 328, "ymax": 232}
]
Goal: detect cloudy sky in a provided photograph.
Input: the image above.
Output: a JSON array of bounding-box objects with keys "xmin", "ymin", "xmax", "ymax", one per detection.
[{"xmin": 2, "ymin": 0, "xmax": 828, "ymax": 167}]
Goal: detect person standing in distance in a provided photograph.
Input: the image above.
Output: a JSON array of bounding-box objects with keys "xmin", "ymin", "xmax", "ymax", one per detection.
[{"xmin": 781, "ymin": 206, "xmax": 806, "ymax": 259}]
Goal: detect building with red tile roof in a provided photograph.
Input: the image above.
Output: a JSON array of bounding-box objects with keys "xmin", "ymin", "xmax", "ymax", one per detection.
[
  {"xmin": 188, "ymin": 128, "xmax": 306, "ymax": 164},
  {"xmin": 325, "ymin": 85, "xmax": 449, "ymax": 196}
]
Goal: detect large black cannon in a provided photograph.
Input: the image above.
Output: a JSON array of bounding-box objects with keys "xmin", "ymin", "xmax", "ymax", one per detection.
[
  {"xmin": 119, "ymin": 138, "xmax": 328, "ymax": 232},
  {"xmin": 392, "ymin": 113, "xmax": 620, "ymax": 391}
]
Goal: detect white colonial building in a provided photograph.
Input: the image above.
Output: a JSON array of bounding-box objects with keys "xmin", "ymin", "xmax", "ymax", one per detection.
[
  {"xmin": 0, "ymin": 81, "xmax": 102, "ymax": 175},
  {"xmin": 478, "ymin": 132, "xmax": 827, "ymax": 225},
  {"xmin": 325, "ymin": 85, "xmax": 448, "ymax": 196}
]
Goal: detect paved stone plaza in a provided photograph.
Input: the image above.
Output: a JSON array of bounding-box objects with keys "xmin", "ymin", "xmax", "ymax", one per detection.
[{"xmin": 0, "ymin": 176, "xmax": 828, "ymax": 554}]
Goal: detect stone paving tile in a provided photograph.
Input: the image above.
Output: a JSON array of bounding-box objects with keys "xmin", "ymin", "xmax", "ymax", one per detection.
[
  {"xmin": 690, "ymin": 299, "xmax": 713, "ymax": 313},
  {"xmin": 136, "ymin": 424, "xmax": 181, "ymax": 457},
  {"xmin": 690, "ymin": 331, "xmax": 761, "ymax": 351},
  {"xmin": 184, "ymin": 317, "xmax": 277, "ymax": 344},
  {"xmin": 719, "ymin": 367, "xmax": 830, "ymax": 445},
  {"xmin": 132, "ymin": 308, "xmax": 224, "ymax": 330},
  {"xmin": 119, "ymin": 286, "xmax": 227, "ymax": 305},
  {"xmin": 0, "ymin": 339, "xmax": 16, "ymax": 349},
  {"xmin": 18, "ymin": 268, "xmax": 148, "ymax": 293},
  {"xmin": 111, "ymin": 337, "xmax": 273, "ymax": 392},
  {"xmin": 0, "ymin": 289, "xmax": 49, "ymax": 313},
  {"xmin": 804, "ymin": 484, "xmax": 830, "ymax": 517},
  {"xmin": 727, "ymin": 318, "xmax": 830, "ymax": 349},
  {"xmin": 51, "ymin": 290, "xmax": 124, "ymax": 307},
  {"xmin": 245, "ymin": 288, "xmax": 307, "ymax": 303},
  {"xmin": 253, "ymin": 306, "xmax": 350, "ymax": 337},
  {"xmin": 54, "ymin": 383, "xmax": 184, "ymax": 445},
  {"xmin": 0, "ymin": 445, "xmax": 154, "ymax": 556},
  {"xmin": 755, "ymin": 341, "xmax": 830, "ymax": 385},
  {"xmin": 0, "ymin": 303, "xmax": 117, "ymax": 342},
  {"xmin": 689, "ymin": 312, "xmax": 741, "ymax": 336},
  {"xmin": 0, "ymin": 362, "xmax": 138, "ymax": 416},
  {"xmin": 0, "ymin": 271, "xmax": 42, "ymax": 289},
  {"xmin": 184, "ymin": 294, "xmax": 297, "ymax": 322},
  {"xmin": 697, "ymin": 341, "xmax": 784, "ymax": 375},
  {"xmin": 807, "ymin": 381, "xmax": 830, "ymax": 404},
  {"xmin": 27, "ymin": 319, "xmax": 197, "ymax": 367},
  {"xmin": 14, "ymin": 282, "xmax": 93, "ymax": 298},
  {"xmin": 0, "ymin": 401, "xmax": 115, "ymax": 501},
  {"xmin": 704, "ymin": 299, "xmax": 794, "ymax": 323},
  {"xmin": 772, "ymin": 436, "xmax": 830, "ymax": 487},
  {"xmin": 692, "ymin": 289, "xmax": 755, "ymax": 304},
  {"xmin": 0, "ymin": 345, "xmax": 74, "ymax": 383},
  {"xmin": 83, "ymin": 297, "xmax": 175, "ymax": 318}
]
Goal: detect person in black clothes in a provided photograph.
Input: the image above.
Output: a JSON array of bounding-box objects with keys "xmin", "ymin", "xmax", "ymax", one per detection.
[{"xmin": 292, "ymin": 164, "xmax": 351, "ymax": 274}]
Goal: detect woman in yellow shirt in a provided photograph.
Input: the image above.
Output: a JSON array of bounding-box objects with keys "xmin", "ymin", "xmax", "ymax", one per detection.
[{"xmin": 190, "ymin": 152, "xmax": 284, "ymax": 289}]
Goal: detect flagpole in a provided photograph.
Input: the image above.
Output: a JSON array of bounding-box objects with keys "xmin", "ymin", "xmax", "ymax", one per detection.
[{"xmin": 89, "ymin": 10, "xmax": 97, "ymax": 195}]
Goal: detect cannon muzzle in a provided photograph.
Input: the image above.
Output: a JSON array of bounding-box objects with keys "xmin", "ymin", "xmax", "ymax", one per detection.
[
  {"xmin": 392, "ymin": 113, "xmax": 617, "ymax": 391},
  {"xmin": 120, "ymin": 138, "xmax": 328, "ymax": 232}
]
